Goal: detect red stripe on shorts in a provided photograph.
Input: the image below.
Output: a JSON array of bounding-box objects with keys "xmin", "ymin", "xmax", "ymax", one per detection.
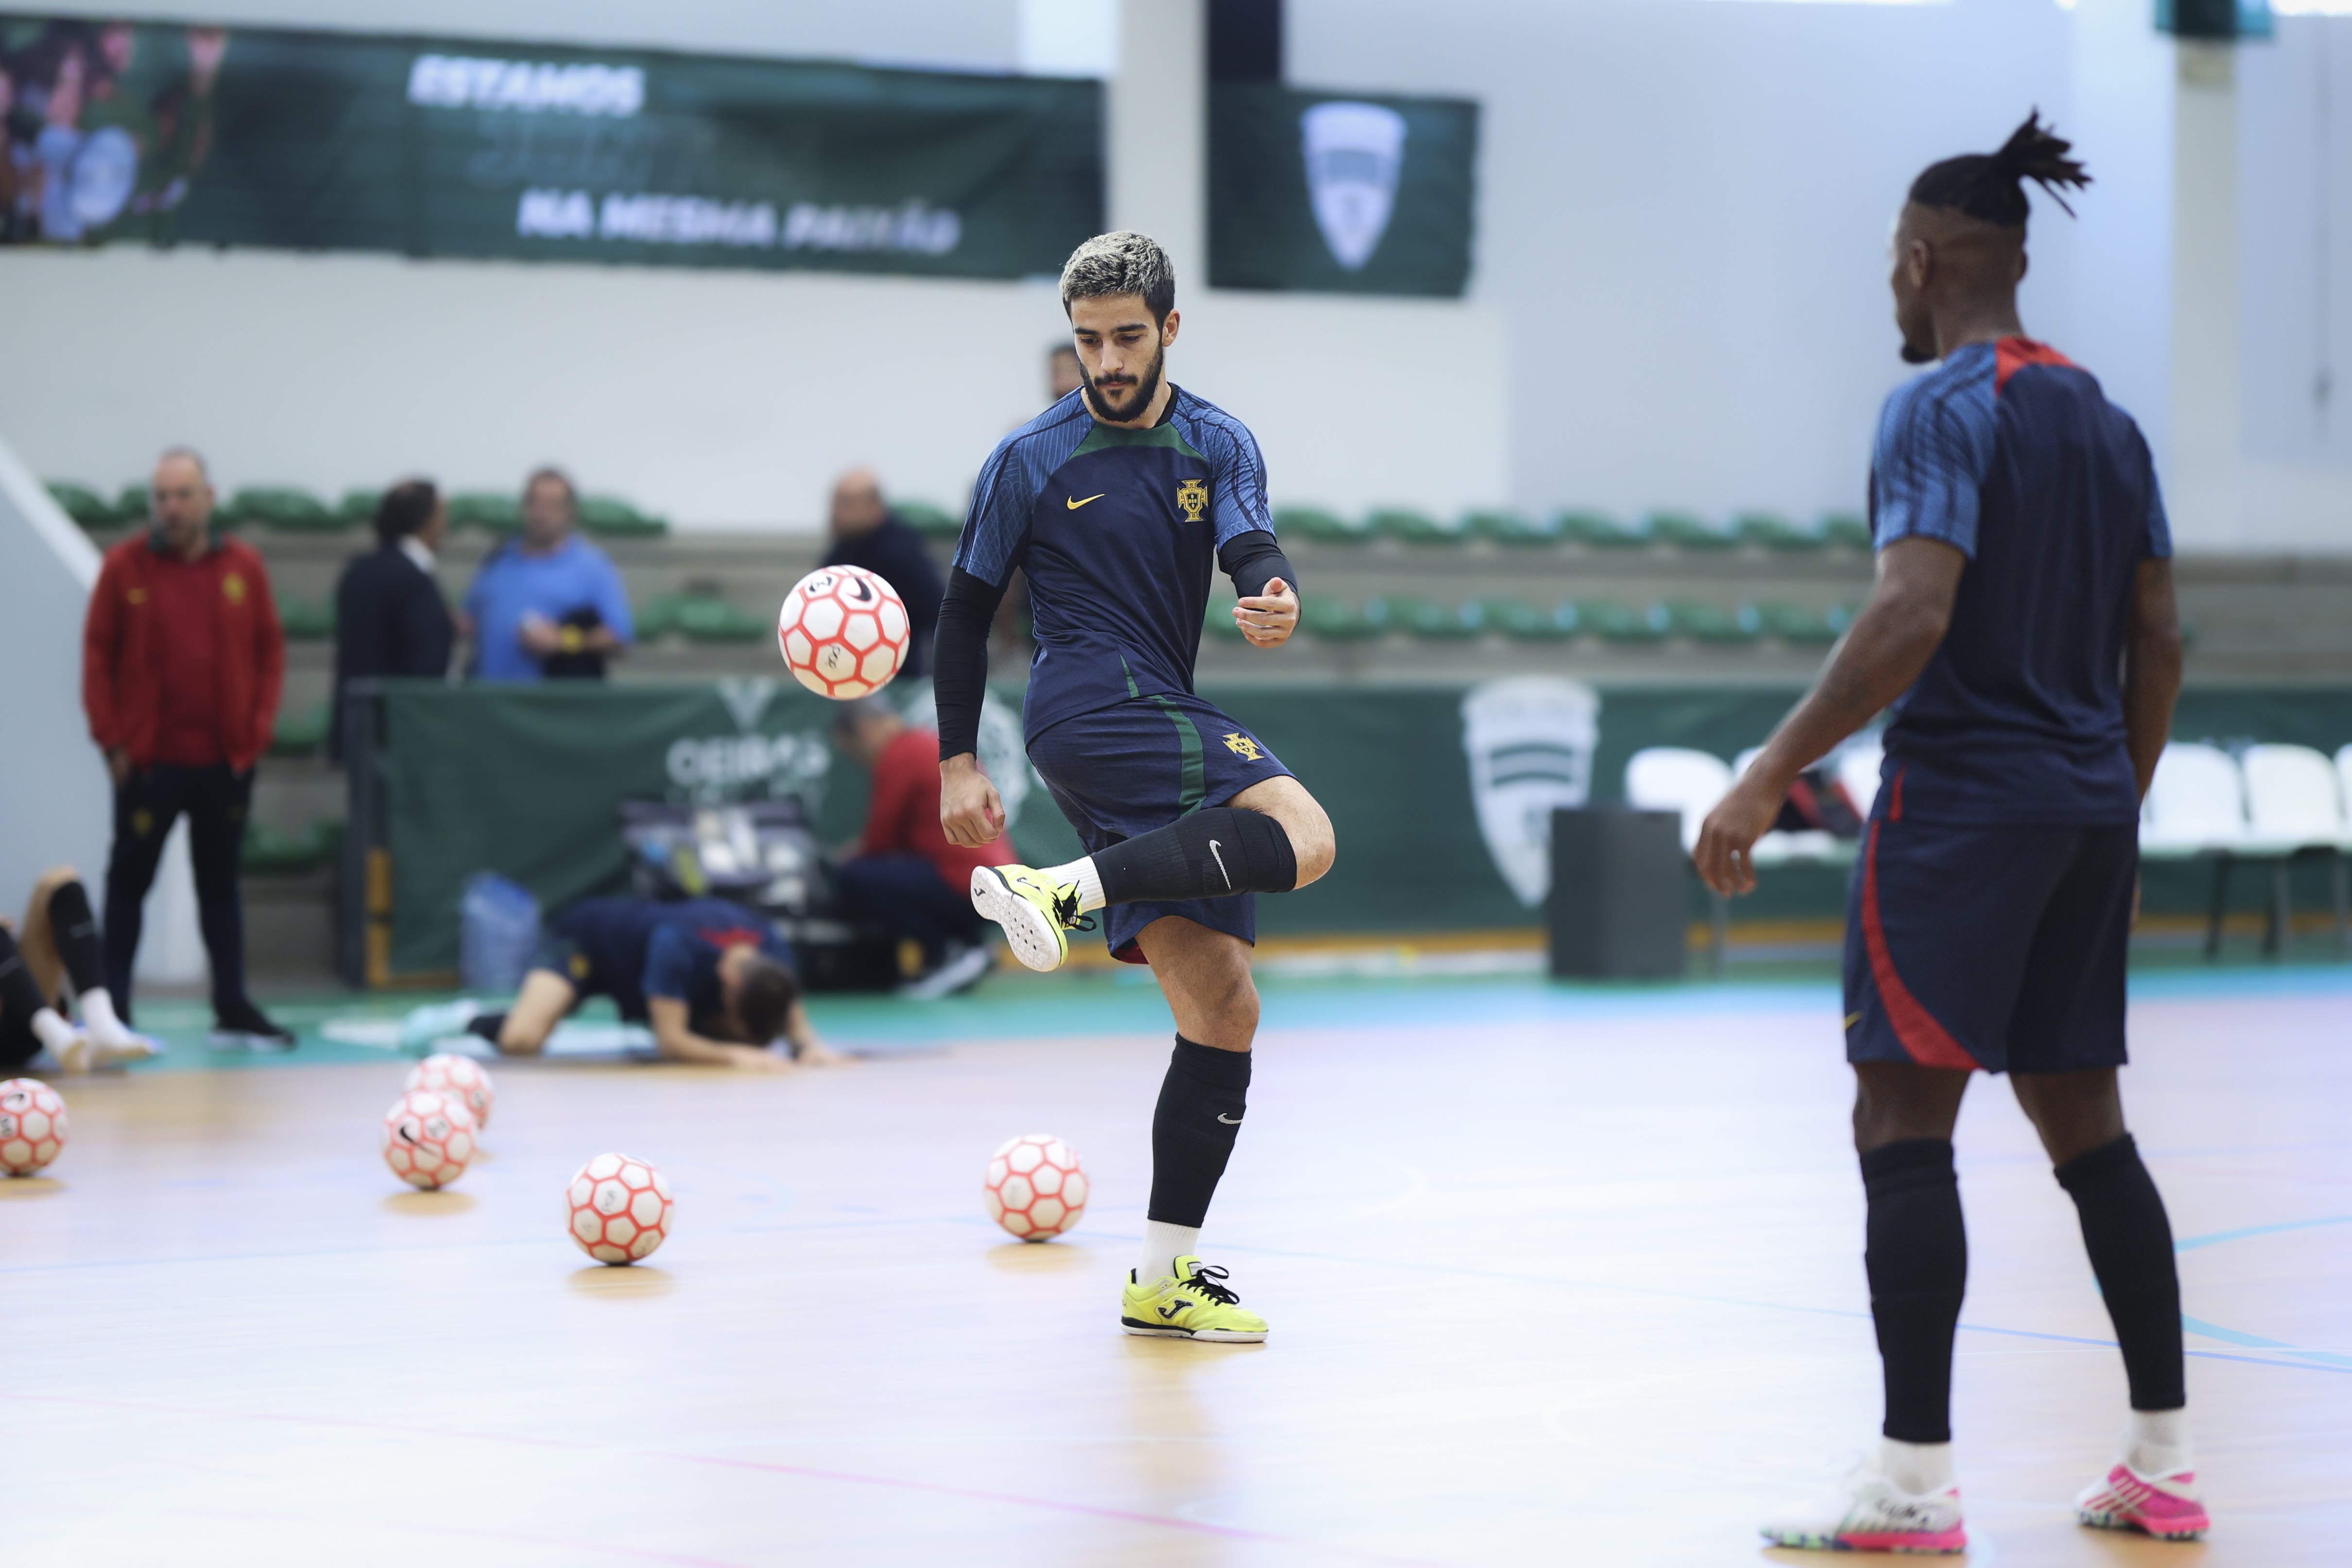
[{"xmin": 1860, "ymin": 821, "xmax": 1980, "ymax": 1071}]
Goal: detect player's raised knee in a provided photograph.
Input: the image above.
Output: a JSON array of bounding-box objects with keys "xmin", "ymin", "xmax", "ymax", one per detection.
[{"xmin": 1280, "ymin": 793, "xmax": 1336, "ymax": 888}]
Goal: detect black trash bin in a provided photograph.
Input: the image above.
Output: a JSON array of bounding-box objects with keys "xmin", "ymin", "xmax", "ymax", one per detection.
[{"xmin": 1547, "ymin": 807, "xmax": 1688, "ymax": 980}]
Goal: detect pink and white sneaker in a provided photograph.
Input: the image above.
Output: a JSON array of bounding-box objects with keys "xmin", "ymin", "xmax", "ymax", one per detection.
[
  {"xmin": 1761, "ymin": 1466, "xmax": 1967, "ymax": 1554},
  {"xmin": 2075, "ymin": 1463, "xmax": 2210, "ymax": 1540}
]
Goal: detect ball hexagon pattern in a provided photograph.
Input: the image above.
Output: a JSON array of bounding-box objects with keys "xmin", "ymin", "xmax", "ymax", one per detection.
[
  {"xmin": 565, "ymin": 1152, "xmax": 674, "ymax": 1265},
  {"xmin": 405, "ymin": 1052, "xmax": 495, "ymax": 1128},
  {"xmin": 381, "ymin": 1089, "xmax": 478, "ymax": 1190},
  {"xmin": 777, "ymin": 566, "xmax": 909, "ymax": 700},
  {"xmin": 983, "ymin": 1133, "xmax": 1088, "ymax": 1241},
  {"xmin": 0, "ymin": 1078, "xmax": 68, "ymax": 1176}
]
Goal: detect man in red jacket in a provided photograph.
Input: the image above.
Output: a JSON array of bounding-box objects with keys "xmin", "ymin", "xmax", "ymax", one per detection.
[
  {"xmin": 82, "ymin": 448, "xmax": 292, "ymax": 1047},
  {"xmin": 830, "ymin": 696, "xmax": 1015, "ymax": 998}
]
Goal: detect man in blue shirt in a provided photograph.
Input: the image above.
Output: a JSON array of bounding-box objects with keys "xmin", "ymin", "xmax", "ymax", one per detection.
[
  {"xmin": 460, "ymin": 468, "xmax": 635, "ymax": 682},
  {"xmin": 932, "ymin": 231, "xmax": 1338, "ymax": 1345},
  {"xmin": 1694, "ymin": 117, "xmax": 2198, "ymax": 1551}
]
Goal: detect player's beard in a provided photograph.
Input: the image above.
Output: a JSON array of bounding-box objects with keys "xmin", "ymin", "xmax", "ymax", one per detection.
[{"xmin": 1082, "ymin": 345, "xmax": 1165, "ymax": 424}]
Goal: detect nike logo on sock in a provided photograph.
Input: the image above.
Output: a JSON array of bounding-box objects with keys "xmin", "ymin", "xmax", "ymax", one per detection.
[
  {"xmin": 1218, "ymin": 1113, "xmax": 1243, "ymax": 1124},
  {"xmin": 1208, "ymin": 840, "xmax": 1232, "ymax": 888}
]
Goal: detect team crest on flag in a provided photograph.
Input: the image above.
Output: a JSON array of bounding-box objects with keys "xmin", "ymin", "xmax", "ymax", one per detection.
[
  {"xmin": 1177, "ymin": 478, "xmax": 1209, "ymax": 522},
  {"xmin": 1222, "ymin": 732, "xmax": 1263, "ymax": 762},
  {"xmin": 1459, "ymin": 677, "xmax": 1601, "ymax": 907},
  {"xmin": 1302, "ymin": 101, "xmax": 1408, "ymax": 271}
]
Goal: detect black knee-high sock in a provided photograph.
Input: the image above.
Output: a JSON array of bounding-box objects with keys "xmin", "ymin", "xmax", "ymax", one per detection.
[
  {"xmin": 2055, "ymin": 1133, "xmax": 2186, "ymax": 1412},
  {"xmin": 1863, "ymin": 1138, "xmax": 1968, "ymax": 1444},
  {"xmin": 1095, "ymin": 808, "xmax": 1297, "ymax": 906},
  {"xmin": 0, "ymin": 927, "xmax": 53, "ymax": 1026},
  {"xmin": 1148, "ymin": 1036, "xmax": 1251, "ymax": 1226},
  {"xmin": 466, "ymin": 1013, "xmax": 508, "ymax": 1045},
  {"xmin": 44, "ymin": 880, "xmax": 106, "ymax": 997}
]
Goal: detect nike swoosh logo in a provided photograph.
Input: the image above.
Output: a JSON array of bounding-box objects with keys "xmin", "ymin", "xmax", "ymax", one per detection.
[
  {"xmin": 1208, "ymin": 839, "xmax": 1231, "ymax": 889},
  {"xmin": 1218, "ymin": 1113, "xmax": 1243, "ymax": 1124},
  {"xmin": 1065, "ymin": 493, "xmax": 1105, "ymax": 510},
  {"xmin": 1843, "ymin": 1011, "xmax": 1862, "ymax": 1030}
]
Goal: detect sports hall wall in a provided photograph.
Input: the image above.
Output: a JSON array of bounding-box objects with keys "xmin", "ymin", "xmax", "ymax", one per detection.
[{"xmin": 11, "ymin": 0, "xmax": 2349, "ymax": 546}]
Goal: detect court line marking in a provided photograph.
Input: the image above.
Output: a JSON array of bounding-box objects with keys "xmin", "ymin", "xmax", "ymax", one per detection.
[
  {"xmin": 175, "ymin": 1510, "xmax": 758, "ymax": 1568},
  {"xmin": 1, "ymin": 1392, "xmax": 1454, "ymax": 1567},
  {"xmin": 2174, "ymin": 1213, "xmax": 2352, "ymax": 1252}
]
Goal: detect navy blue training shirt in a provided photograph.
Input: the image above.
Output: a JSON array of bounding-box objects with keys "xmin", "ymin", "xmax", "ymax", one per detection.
[
  {"xmin": 953, "ymin": 385, "xmax": 1273, "ymax": 741},
  {"xmin": 553, "ymin": 896, "xmax": 793, "ymax": 1026},
  {"xmin": 1870, "ymin": 337, "xmax": 2172, "ymax": 824}
]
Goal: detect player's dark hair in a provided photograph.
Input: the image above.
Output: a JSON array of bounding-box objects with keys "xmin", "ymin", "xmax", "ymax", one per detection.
[
  {"xmin": 1059, "ymin": 231, "xmax": 1177, "ymax": 324},
  {"xmin": 733, "ymin": 954, "xmax": 800, "ymax": 1048},
  {"xmin": 373, "ymin": 479, "xmax": 440, "ymax": 546},
  {"xmin": 828, "ymin": 692, "xmax": 898, "ymax": 740},
  {"xmin": 523, "ymin": 465, "xmax": 578, "ymax": 512},
  {"xmin": 1908, "ymin": 110, "xmax": 2089, "ymax": 229}
]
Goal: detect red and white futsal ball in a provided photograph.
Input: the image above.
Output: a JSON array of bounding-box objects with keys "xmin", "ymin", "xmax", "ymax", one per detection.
[
  {"xmin": 984, "ymin": 1133, "xmax": 1088, "ymax": 1241},
  {"xmin": 0, "ymin": 1078, "xmax": 67, "ymax": 1176},
  {"xmin": 778, "ymin": 565, "xmax": 909, "ymax": 700},
  {"xmin": 566, "ymin": 1152, "xmax": 674, "ymax": 1265},
  {"xmin": 381, "ymin": 1089, "xmax": 477, "ymax": 1190},
  {"xmin": 406, "ymin": 1052, "xmax": 494, "ymax": 1129}
]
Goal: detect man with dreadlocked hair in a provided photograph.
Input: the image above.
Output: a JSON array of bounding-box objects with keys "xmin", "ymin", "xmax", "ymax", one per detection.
[{"xmin": 1695, "ymin": 112, "xmax": 2203, "ymax": 1552}]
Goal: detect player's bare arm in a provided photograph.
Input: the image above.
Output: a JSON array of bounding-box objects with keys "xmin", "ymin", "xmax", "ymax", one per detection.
[
  {"xmin": 1694, "ymin": 537, "xmax": 1964, "ymax": 896},
  {"xmin": 2121, "ymin": 557, "xmax": 2184, "ymax": 798},
  {"xmin": 646, "ymin": 995, "xmax": 790, "ymax": 1072}
]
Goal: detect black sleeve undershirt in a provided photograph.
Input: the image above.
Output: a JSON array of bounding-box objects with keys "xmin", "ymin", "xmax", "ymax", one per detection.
[
  {"xmin": 932, "ymin": 535, "xmax": 1297, "ymax": 762},
  {"xmin": 933, "ymin": 567, "xmax": 1005, "ymax": 761}
]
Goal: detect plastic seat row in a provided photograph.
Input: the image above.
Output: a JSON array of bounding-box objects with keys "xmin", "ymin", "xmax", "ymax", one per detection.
[
  {"xmin": 901, "ymin": 500, "xmax": 1869, "ymax": 551},
  {"xmin": 2142, "ymin": 742, "xmax": 2352, "ymax": 956},
  {"xmin": 1208, "ymin": 596, "xmax": 1855, "ymax": 646},
  {"xmin": 242, "ymin": 819, "xmax": 343, "ymax": 876},
  {"xmin": 45, "ymin": 481, "xmax": 669, "ymax": 537}
]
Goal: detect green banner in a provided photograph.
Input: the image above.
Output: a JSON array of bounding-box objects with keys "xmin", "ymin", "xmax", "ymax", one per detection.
[
  {"xmin": 1208, "ymin": 84, "xmax": 1477, "ymax": 297},
  {"xmin": 0, "ymin": 15, "xmax": 1101, "ymax": 276},
  {"xmin": 374, "ymin": 678, "xmax": 2352, "ymax": 977}
]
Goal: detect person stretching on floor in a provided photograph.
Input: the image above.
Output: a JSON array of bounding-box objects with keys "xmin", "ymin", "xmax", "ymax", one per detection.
[{"xmin": 0, "ymin": 865, "xmax": 159, "ymax": 1075}]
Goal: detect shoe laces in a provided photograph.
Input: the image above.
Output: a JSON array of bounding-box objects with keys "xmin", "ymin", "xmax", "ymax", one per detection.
[
  {"xmin": 1049, "ymin": 885, "xmax": 1095, "ymax": 933},
  {"xmin": 1177, "ymin": 1263, "xmax": 1241, "ymax": 1306}
]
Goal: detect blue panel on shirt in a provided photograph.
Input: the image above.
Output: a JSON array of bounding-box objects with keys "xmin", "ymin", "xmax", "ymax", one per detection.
[
  {"xmin": 555, "ymin": 896, "xmax": 790, "ymax": 1026},
  {"xmin": 954, "ymin": 386, "xmax": 1275, "ymax": 741},
  {"xmin": 1869, "ymin": 340, "xmax": 2171, "ymax": 825},
  {"xmin": 462, "ymin": 535, "xmax": 637, "ymax": 683}
]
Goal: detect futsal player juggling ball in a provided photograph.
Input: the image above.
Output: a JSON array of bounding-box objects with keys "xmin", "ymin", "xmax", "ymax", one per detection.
[
  {"xmin": 939, "ymin": 232, "xmax": 1336, "ymax": 1344},
  {"xmin": 1695, "ymin": 116, "xmax": 2200, "ymax": 1552}
]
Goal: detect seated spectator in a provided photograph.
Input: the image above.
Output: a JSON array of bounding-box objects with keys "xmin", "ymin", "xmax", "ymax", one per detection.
[
  {"xmin": 399, "ymin": 896, "xmax": 840, "ymax": 1070},
  {"xmin": 459, "ymin": 467, "xmax": 634, "ymax": 683},
  {"xmin": 830, "ymin": 696, "xmax": 1014, "ymax": 997},
  {"xmin": 330, "ymin": 479, "xmax": 455, "ymax": 761},
  {"xmin": 0, "ymin": 863, "xmax": 159, "ymax": 1075},
  {"xmin": 822, "ymin": 468, "xmax": 943, "ymax": 678},
  {"xmin": 1047, "ymin": 341, "xmax": 1084, "ymax": 403}
]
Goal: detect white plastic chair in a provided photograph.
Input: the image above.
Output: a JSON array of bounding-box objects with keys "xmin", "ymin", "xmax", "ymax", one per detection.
[
  {"xmin": 2240, "ymin": 744, "xmax": 2351, "ymax": 953},
  {"xmin": 1624, "ymin": 748, "xmax": 1732, "ymax": 855},
  {"xmin": 2140, "ymin": 743, "xmax": 2249, "ymax": 858}
]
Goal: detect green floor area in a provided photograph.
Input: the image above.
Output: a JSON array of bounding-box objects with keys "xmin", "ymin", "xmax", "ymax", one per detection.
[{"xmin": 101, "ymin": 943, "xmax": 2352, "ymax": 1072}]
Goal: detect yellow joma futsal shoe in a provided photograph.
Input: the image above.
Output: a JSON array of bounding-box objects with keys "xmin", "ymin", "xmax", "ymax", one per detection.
[
  {"xmin": 1120, "ymin": 1257, "xmax": 1268, "ymax": 1343},
  {"xmin": 970, "ymin": 864, "xmax": 1086, "ymax": 973}
]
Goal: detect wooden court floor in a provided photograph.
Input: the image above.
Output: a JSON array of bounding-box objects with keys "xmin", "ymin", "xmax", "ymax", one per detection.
[{"xmin": 3, "ymin": 973, "xmax": 2346, "ymax": 1566}]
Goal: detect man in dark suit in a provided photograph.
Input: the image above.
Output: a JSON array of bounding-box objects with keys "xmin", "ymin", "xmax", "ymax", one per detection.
[
  {"xmin": 822, "ymin": 468, "xmax": 944, "ymax": 677},
  {"xmin": 331, "ymin": 480, "xmax": 455, "ymax": 761}
]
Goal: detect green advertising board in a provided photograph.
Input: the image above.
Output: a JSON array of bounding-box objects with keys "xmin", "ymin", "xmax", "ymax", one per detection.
[
  {"xmin": 0, "ymin": 14, "xmax": 1101, "ymax": 277},
  {"xmin": 1209, "ymin": 84, "xmax": 1478, "ymax": 297},
  {"xmin": 371, "ymin": 677, "xmax": 2352, "ymax": 978}
]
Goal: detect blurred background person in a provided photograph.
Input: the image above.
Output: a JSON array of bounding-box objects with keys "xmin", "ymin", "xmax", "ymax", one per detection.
[
  {"xmin": 829, "ymin": 695, "xmax": 1012, "ymax": 998},
  {"xmin": 329, "ymin": 479, "xmax": 454, "ymax": 762},
  {"xmin": 459, "ymin": 466, "xmax": 634, "ymax": 682},
  {"xmin": 0, "ymin": 863, "xmax": 159, "ymax": 1075},
  {"xmin": 81, "ymin": 447, "xmax": 292, "ymax": 1048},
  {"xmin": 1047, "ymin": 341, "xmax": 1083, "ymax": 403},
  {"xmin": 821, "ymin": 466, "xmax": 942, "ymax": 678}
]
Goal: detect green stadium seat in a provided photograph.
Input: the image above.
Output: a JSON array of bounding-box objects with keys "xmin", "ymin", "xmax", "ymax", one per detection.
[
  {"xmin": 1278, "ymin": 506, "xmax": 1373, "ymax": 545},
  {"xmin": 241, "ymin": 820, "xmax": 339, "ymax": 876},
  {"xmin": 339, "ymin": 489, "xmax": 382, "ymax": 527},
  {"xmin": 671, "ymin": 596, "xmax": 766, "ymax": 643},
  {"xmin": 1302, "ymin": 597, "xmax": 1387, "ymax": 639},
  {"xmin": 269, "ymin": 700, "xmax": 330, "ymax": 757},
  {"xmin": 1821, "ymin": 512, "xmax": 1872, "ymax": 550},
  {"xmin": 1484, "ymin": 598, "xmax": 1579, "ymax": 640},
  {"xmin": 635, "ymin": 596, "xmax": 680, "ymax": 640},
  {"xmin": 1556, "ymin": 509, "xmax": 1647, "ymax": 548},
  {"xmin": 1732, "ymin": 512, "xmax": 1824, "ymax": 551},
  {"xmin": 1369, "ymin": 509, "xmax": 1463, "ymax": 546},
  {"xmin": 115, "ymin": 484, "xmax": 149, "ymax": 524},
  {"xmin": 1751, "ymin": 602, "xmax": 1847, "ymax": 644},
  {"xmin": 44, "ymin": 481, "xmax": 116, "ymax": 528},
  {"xmin": 229, "ymin": 486, "xmax": 339, "ymax": 531},
  {"xmin": 1579, "ymin": 599, "xmax": 1670, "ymax": 642},
  {"xmin": 1644, "ymin": 510, "xmax": 1737, "ymax": 551},
  {"xmin": 1663, "ymin": 600, "xmax": 1761, "ymax": 644},
  {"xmin": 1202, "ymin": 601, "xmax": 1247, "ymax": 641},
  {"xmin": 449, "ymin": 492, "xmax": 523, "ymax": 532},
  {"xmin": 277, "ymin": 599, "xmax": 337, "ymax": 640},
  {"xmin": 895, "ymin": 501, "xmax": 961, "ymax": 539},
  {"xmin": 1387, "ymin": 597, "xmax": 1483, "ymax": 638},
  {"xmin": 1465, "ymin": 511, "xmax": 1562, "ymax": 546},
  {"xmin": 580, "ymin": 495, "xmax": 669, "ymax": 537}
]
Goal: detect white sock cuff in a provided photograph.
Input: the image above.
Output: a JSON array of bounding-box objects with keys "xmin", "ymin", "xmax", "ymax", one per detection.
[
  {"xmin": 1878, "ymin": 1437, "xmax": 1956, "ymax": 1495},
  {"xmin": 1045, "ymin": 857, "xmax": 1106, "ymax": 914},
  {"xmin": 29, "ymin": 1006, "xmax": 78, "ymax": 1054}
]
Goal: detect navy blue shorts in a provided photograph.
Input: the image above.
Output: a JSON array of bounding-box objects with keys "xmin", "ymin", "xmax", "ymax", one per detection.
[
  {"xmin": 1028, "ymin": 693, "xmax": 1293, "ymax": 964},
  {"xmin": 1844, "ymin": 812, "xmax": 2136, "ymax": 1075}
]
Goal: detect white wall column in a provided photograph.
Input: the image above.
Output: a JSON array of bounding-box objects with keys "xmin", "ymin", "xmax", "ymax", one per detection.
[
  {"xmin": 1110, "ymin": 0, "xmax": 1206, "ymax": 275},
  {"xmin": 2170, "ymin": 43, "xmax": 2244, "ymax": 547}
]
